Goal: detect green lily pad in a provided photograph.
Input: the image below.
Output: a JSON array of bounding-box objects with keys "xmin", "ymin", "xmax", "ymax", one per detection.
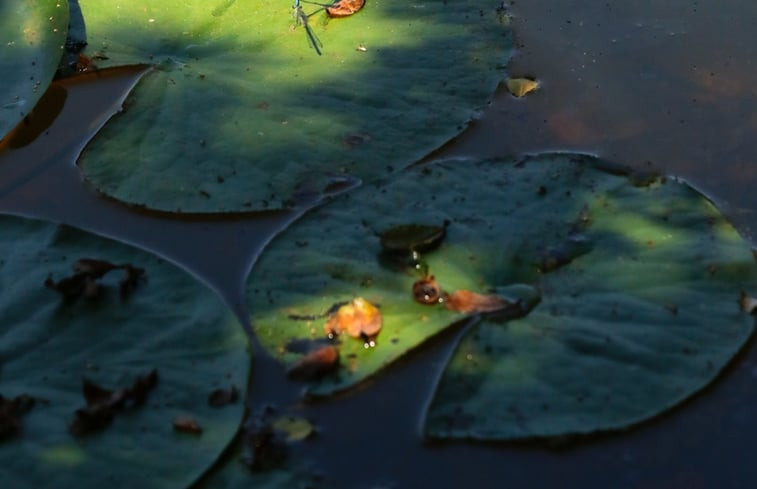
[
  {"xmin": 0, "ymin": 216, "xmax": 248, "ymax": 487},
  {"xmin": 247, "ymin": 153, "xmax": 757, "ymax": 439},
  {"xmin": 75, "ymin": 0, "xmax": 511, "ymax": 213},
  {"xmin": 0, "ymin": 0, "xmax": 68, "ymax": 141}
]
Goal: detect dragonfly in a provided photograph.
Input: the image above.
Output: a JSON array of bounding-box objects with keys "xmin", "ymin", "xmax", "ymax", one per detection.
[{"xmin": 292, "ymin": 0, "xmax": 324, "ymax": 55}]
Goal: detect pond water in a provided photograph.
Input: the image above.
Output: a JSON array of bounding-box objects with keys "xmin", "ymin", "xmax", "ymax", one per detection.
[{"xmin": 2, "ymin": 1, "xmax": 756, "ymax": 487}]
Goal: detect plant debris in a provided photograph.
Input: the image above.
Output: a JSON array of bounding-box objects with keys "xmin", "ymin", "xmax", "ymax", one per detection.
[
  {"xmin": 69, "ymin": 369, "xmax": 158, "ymax": 437},
  {"xmin": 208, "ymin": 386, "xmax": 239, "ymax": 407},
  {"xmin": 323, "ymin": 297, "xmax": 382, "ymax": 346},
  {"xmin": 444, "ymin": 290, "xmax": 510, "ymax": 314},
  {"xmin": 46, "ymin": 258, "xmax": 146, "ymax": 300},
  {"xmin": 173, "ymin": 415, "xmax": 203, "ymax": 435},
  {"xmin": 0, "ymin": 394, "xmax": 35, "ymax": 441},
  {"xmin": 287, "ymin": 345, "xmax": 340, "ymax": 381},
  {"xmin": 326, "ymin": 0, "xmax": 365, "ymax": 17},
  {"xmin": 243, "ymin": 407, "xmax": 317, "ymax": 472},
  {"xmin": 412, "ymin": 276, "xmax": 444, "ymax": 304}
]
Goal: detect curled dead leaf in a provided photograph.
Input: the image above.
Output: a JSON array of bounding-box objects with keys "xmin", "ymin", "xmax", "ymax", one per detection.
[
  {"xmin": 287, "ymin": 345, "xmax": 340, "ymax": 381},
  {"xmin": 324, "ymin": 297, "xmax": 382, "ymax": 341},
  {"xmin": 505, "ymin": 77, "xmax": 539, "ymax": 97},
  {"xmin": 444, "ymin": 290, "xmax": 510, "ymax": 314},
  {"xmin": 326, "ymin": 0, "xmax": 365, "ymax": 17}
]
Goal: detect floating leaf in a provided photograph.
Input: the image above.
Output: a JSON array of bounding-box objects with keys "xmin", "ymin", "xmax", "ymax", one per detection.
[
  {"xmin": 247, "ymin": 153, "xmax": 757, "ymax": 439},
  {"xmin": 0, "ymin": 0, "xmax": 68, "ymax": 141},
  {"xmin": 74, "ymin": 0, "xmax": 512, "ymax": 212},
  {"xmin": 505, "ymin": 77, "xmax": 539, "ymax": 97},
  {"xmin": 0, "ymin": 216, "xmax": 248, "ymax": 488},
  {"xmin": 271, "ymin": 416, "xmax": 315, "ymax": 442}
]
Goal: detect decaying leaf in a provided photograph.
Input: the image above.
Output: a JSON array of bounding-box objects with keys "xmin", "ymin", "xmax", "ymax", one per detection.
[
  {"xmin": 287, "ymin": 345, "xmax": 340, "ymax": 381},
  {"xmin": 70, "ymin": 369, "xmax": 159, "ymax": 437},
  {"xmin": 207, "ymin": 386, "xmax": 239, "ymax": 408},
  {"xmin": 323, "ymin": 298, "xmax": 382, "ymax": 342},
  {"xmin": 173, "ymin": 415, "xmax": 203, "ymax": 435},
  {"xmin": 505, "ymin": 77, "xmax": 539, "ymax": 97},
  {"xmin": 0, "ymin": 395, "xmax": 35, "ymax": 441},
  {"xmin": 740, "ymin": 292, "xmax": 757, "ymax": 314},
  {"xmin": 271, "ymin": 416, "xmax": 315, "ymax": 442},
  {"xmin": 326, "ymin": 0, "xmax": 366, "ymax": 17},
  {"xmin": 46, "ymin": 257, "xmax": 146, "ymax": 301},
  {"xmin": 444, "ymin": 290, "xmax": 510, "ymax": 314}
]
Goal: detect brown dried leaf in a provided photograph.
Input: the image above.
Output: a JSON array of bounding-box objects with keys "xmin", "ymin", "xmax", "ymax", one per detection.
[
  {"xmin": 444, "ymin": 290, "xmax": 510, "ymax": 314},
  {"xmin": 287, "ymin": 345, "xmax": 340, "ymax": 381}
]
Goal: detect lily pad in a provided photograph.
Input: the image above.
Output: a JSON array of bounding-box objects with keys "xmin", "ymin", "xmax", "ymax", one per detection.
[
  {"xmin": 246, "ymin": 153, "xmax": 757, "ymax": 439},
  {"xmin": 0, "ymin": 0, "xmax": 68, "ymax": 141},
  {"xmin": 0, "ymin": 216, "xmax": 248, "ymax": 487},
  {"xmin": 74, "ymin": 0, "xmax": 512, "ymax": 212}
]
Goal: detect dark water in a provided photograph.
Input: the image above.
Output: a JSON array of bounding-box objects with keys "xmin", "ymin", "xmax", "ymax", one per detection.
[{"xmin": 2, "ymin": 1, "xmax": 757, "ymax": 487}]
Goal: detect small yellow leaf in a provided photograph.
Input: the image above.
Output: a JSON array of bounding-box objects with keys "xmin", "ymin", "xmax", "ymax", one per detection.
[
  {"xmin": 272, "ymin": 416, "xmax": 315, "ymax": 442},
  {"xmin": 506, "ymin": 78, "xmax": 539, "ymax": 97}
]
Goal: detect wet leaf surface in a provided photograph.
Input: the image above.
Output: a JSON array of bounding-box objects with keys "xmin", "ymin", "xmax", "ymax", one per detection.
[
  {"xmin": 0, "ymin": 0, "xmax": 68, "ymax": 141},
  {"xmin": 247, "ymin": 153, "xmax": 757, "ymax": 438},
  {"xmin": 0, "ymin": 216, "xmax": 248, "ymax": 488},
  {"xmin": 72, "ymin": 0, "xmax": 512, "ymax": 212}
]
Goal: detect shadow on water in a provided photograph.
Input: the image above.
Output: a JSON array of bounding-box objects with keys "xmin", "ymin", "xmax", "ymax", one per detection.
[{"xmin": 2, "ymin": 0, "xmax": 757, "ymax": 488}]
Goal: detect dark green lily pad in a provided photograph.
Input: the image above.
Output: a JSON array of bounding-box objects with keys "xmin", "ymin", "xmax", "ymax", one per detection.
[
  {"xmin": 246, "ymin": 153, "xmax": 757, "ymax": 439},
  {"xmin": 0, "ymin": 216, "xmax": 248, "ymax": 487},
  {"xmin": 0, "ymin": 0, "xmax": 68, "ymax": 141},
  {"xmin": 74, "ymin": 0, "xmax": 511, "ymax": 212}
]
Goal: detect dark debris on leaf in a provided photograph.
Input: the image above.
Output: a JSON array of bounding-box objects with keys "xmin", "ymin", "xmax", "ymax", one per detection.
[
  {"xmin": 208, "ymin": 385, "xmax": 239, "ymax": 407},
  {"xmin": 0, "ymin": 394, "xmax": 35, "ymax": 441},
  {"xmin": 46, "ymin": 258, "xmax": 146, "ymax": 301},
  {"xmin": 243, "ymin": 410, "xmax": 289, "ymax": 472},
  {"xmin": 69, "ymin": 369, "xmax": 159, "ymax": 437}
]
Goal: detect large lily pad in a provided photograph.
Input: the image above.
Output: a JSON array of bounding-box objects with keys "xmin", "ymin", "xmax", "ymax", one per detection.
[
  {"xmin": 0, "ymin": 216, "xmax": 248, "ymax": 487},
  {"xmin": 75, "ymin": 0, "xmax": 511, "ymax": 213},
  {"xmin": 0, "ymin": 0, "xmax": 68, "ymax": 141},
  {"xmin": 246, "ymin": 153, "xmax": 757, "ymax": 439}
]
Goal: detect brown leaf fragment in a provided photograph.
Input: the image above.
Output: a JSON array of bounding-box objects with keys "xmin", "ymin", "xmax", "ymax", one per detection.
[
  {"xmin": 173, "ymin": 415, "xmax": 203, "ymax": 435},
  {"xmin": 287, "ymin": 345, "xmax": 340, "ymax": 381},
  {"xmin": 444, "ymin": 290, "xmax": 510, "ymax": 314},
  {"xmin": 208, "ymin": 385, "xmax": 239, "ymax": 407},
  {"xmin": 323, "ymin": 297, "xmax": 382, "ymax": 340},
  {"xmin": 70, "ymin": 369, "xmax": 158, "ymax": 437},
  {"xmin": 740, "ymin": 291, "xmax": 757, "ymax": 314},
  {"xmin": 0, "ymin": 394, "xmax": 35, "ymax": 441}
]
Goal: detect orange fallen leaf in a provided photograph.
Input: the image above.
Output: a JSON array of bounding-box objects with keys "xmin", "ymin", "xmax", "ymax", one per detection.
[
  {"xmin": 444, "ymin": 290, "xmax": 510, "ymax": 314},
  {"xmin": 324, "ymin": 297, "xmax": 382, "ymax": 339}
]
